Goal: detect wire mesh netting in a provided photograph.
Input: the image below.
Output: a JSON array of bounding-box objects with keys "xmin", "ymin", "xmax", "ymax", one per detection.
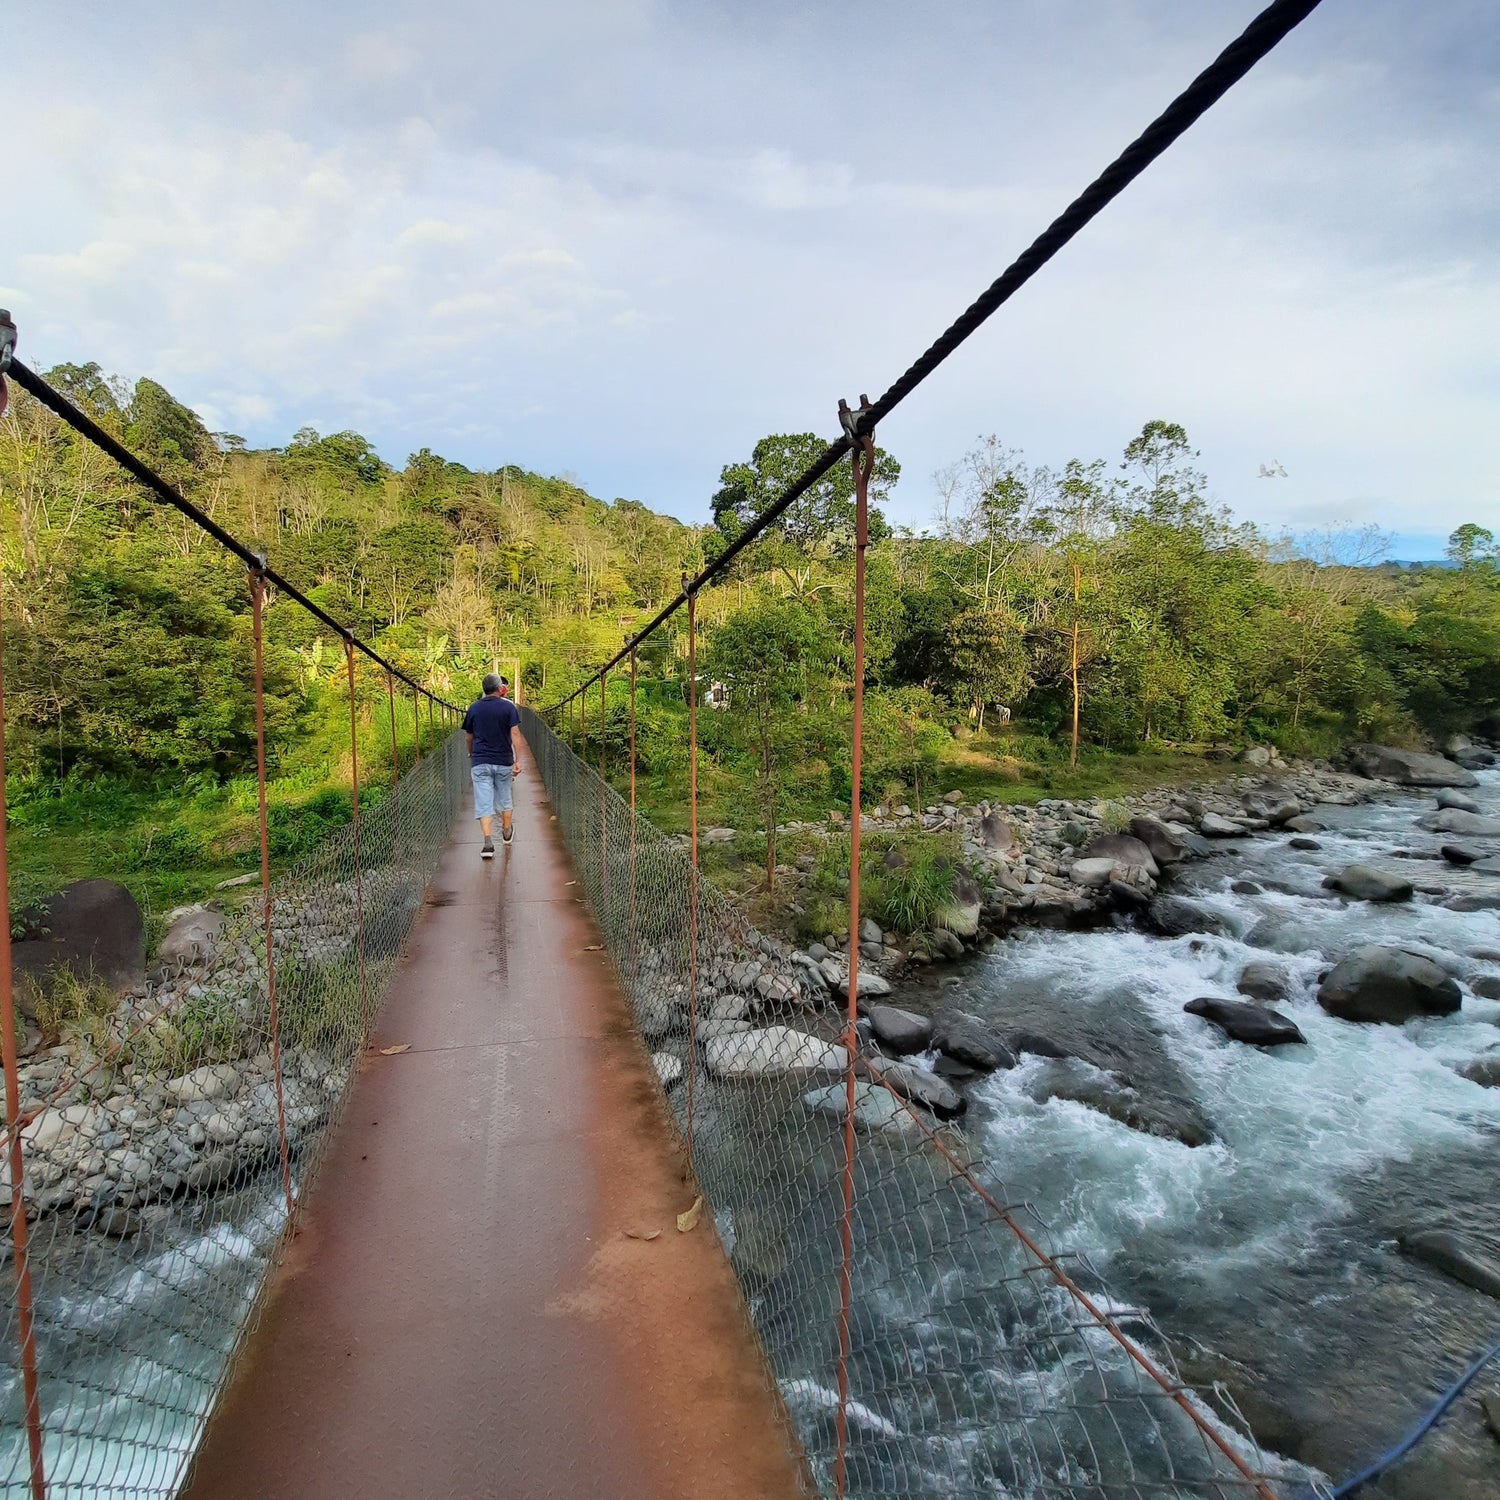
[
  {"xmin": 0, "ymin": 731, "xmax": 467, "ymax": 1497},
  {"xmin": 523, "ymin": 704, "xmax": 1298, "ymax": 1500}
]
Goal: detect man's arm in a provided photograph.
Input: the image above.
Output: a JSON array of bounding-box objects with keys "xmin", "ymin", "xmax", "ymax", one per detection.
[
  {"xmin": 510, "ymin": 722, "xmax": 524, "ymax": 773},
  {"xmin": 466, "ymin": 731, "xmax": 474, "ymax": 756}
]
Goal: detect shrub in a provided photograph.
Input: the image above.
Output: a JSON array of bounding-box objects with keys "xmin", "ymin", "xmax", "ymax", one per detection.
[
  {"xmin": 865, "ymin": 838, "xmax": 958, "ymax": 935},
  {"xmin": 22, "ymin": 966, "xmax": 117, "ymax": 1049},
  {"xmin": 122, "ymin": 822, "xmax": 208, "ymax": 871}
]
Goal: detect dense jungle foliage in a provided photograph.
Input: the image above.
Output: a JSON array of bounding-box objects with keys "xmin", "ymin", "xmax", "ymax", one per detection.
[{"xmin": 3, "ymin": 366, "xmax": 1496, "ymax": 919}]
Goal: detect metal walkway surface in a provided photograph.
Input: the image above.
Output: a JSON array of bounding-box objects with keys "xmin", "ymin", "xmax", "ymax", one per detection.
[{"xmin": 181, "ymin": 766, "xmax": 803, "ymax": 1500}]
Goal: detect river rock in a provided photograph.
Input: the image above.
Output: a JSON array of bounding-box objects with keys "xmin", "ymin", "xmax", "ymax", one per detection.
[
  {"xmin": 859, "ymin": 917, "xmax": 883, "ymax": 946},
  {"xmin": 1024, "ymin": 1058, "xmax": 1214, "ymax": 1148},
  {"xmin": 863, "ymin": 1056, "xmax": 965, "ymax": 1118},
  {"xmin": 1288, "ymin": 836, "xmax": 1321, "ymax": 851},
  {"xmin": 866, "ymin": 1005, "xmax": 934, "ymax": 1055},
  {"xmin": 1441, "ymin": 844, "xmax": 1482, "ymax": 865},
  {"xmin": 1237, "ymin": 960, "xmax": 1291, "ymax": 1002},
  {"xmin": 10, "ymin": 879, "xmax": 146, "ymax": 1011},
  {"xmin": 651, "ymin": 1052, "xmax": 684, "ymax": 1089},
  {"xmin": 1284, "ymin": 815, "xmax": 1325, "ymax": 834},
  {"xmin": 1079, "ymin": 834, "xmax": 1159, "ymax": 879},
  {"xmin": 1127, "ymin": 816, "xmax": 1186, "ymax": 865},
  {"xmin": 802, "ymin": 1082, "xmax": 918, "ymax": 1135},
  {"xmin": 1004, "ymin": 1030, "xmax": 1072, "ymax": 1060},
  {"xmin": 1184, "ymin": 997, "xmax": 1305, "ymax": 1046},
  {"xmin": 1199, "ymin": 813, "xmax": 1246, "ymax": 838},
  {"xmin": 155, "ymin": 906, "xmax": 227, "ymax": 970},
  {"xmin": 1317, "ymin": 947, "xmax": 1462, "ymax": 1024},
  {"xmin": 1398, "ymin": 1228, "xmax": 1500, "ymax": 1300},
  {"xmin": 1445, "ymin": 894, "xmax": 1500, "ymax": 914},
  {"xmin": 1425, "ymin": 809, "xmax": 1500, "ymax": 837},
  {"xmin": 1242, "ymin": 791, "xmax": 1301, "ymax": 827},
  {"xmin": 1436, "ymin": 788, "xmax": 1481, "ymax": 814},
  {"xmin": 704, "ymin": 1026, "xmax": 848, "ymax": 1078},
  {"xmin": 1069, "ymin": 857, "xmax": 1119, "ymax": 889},
  {"xmin": 978, "ymin": 812, "xmax": 1014, "ymax": 852},
  {"xmin": 165, "ymin": 1064, "xmax": 242, "ymax": 1104},
  {"xmin": 1471, "ymin": 977, "xmax": 1500, "ymax": 1001},
  {"xmin": 935, "ymin": 869, "xmax": 983, "ymax": 938},
  {"xmin": 1460, "ymin": 1058, "xmax": 1500, "ymax": 1087},
  {"xmin": 1347, "ymin": 743, "xmax": 1478, "ymax": 788},
  {"xmin": 1474, "ymin": 858, "xmax": 1500, "ymax": 876},
  {"xmin": 933, "ymin": 1011, "xmax": 1016, "ymax": 1073},
  {"xmin": 1324, "ymin": 864, "xmax": 1413, "ymax": 903},
  {"xmin": 942, "ymin": 790, "xmax": 964, "ymax": 805},
  {"xmin": 1147, "ymin": 896, "xmax": 1235, "ymax": 939}
]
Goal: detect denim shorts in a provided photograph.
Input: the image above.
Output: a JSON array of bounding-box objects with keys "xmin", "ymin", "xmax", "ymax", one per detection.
[{"xmin": 471, "ymin": 763, "xmax": 514, "ymax": 818}]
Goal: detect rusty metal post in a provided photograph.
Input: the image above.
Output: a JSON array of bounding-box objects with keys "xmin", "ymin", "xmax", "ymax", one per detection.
[
  {"xmin": 344, "ymin": 640, "xmax": 370, "ymax": 1037},
  {"xmin": 685, "ymin": 583, "xmax": 700, "ymax": 1154},
  {"xmin": 834, "ymin": 400, "xmax": 875, "ymax": 1500},
  {"xmin": 249, "ymin": 569, "xmax": 297, "ymax": 1226},
  {"xmin": 599, "ymin": 669, "xmax": 609, "ymax": 918},
  {"xmin": 0, "ymin": 612, "xmax": 48, "ymax": 1500},
  {"xmin": 628, "ymin": 644, "xmax": 638, "ymax": 1002}
]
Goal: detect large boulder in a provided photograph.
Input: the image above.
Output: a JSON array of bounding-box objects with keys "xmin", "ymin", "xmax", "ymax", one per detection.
[
  {"xmin": 154, "ymin": 905, "xmax": 227, "ymax": 970},
  {"xmin": 866, "ymin": 1004, "xmax": 934, "ymax": 1055},
  {"xmin": 703, "ymin": 1026, "xmax": 848, "ymax": 1078},
  {"xmin": 933, "ymin": 1010, "xmax": 1016, "ymax": 1072},
  {"xmin": 802, "ymin": 1082, "xmax": 919, "ymax": 1135},
  {"xmin": 1184, "ymin": 997, "xmax": 1305, "ymax": 1046},
  {"xmin": 1237, "ymin": 960, "xmax": 1290, "ymax": 1002},
  {"xmin": 1023, "ymin": 1058, "xmax": 1214, "ymax": 1148},
  {"xmin": 1460, "ymin": 1058, "xmax": 1500, "ymax": 1088},
  {"xmin": 1079, "ymin": 833, "xmax": 1159, "ymax": 879},
  {"xmin": 1316, "ymin": 947, "xmax": 1462, "ymax": 1024},
  {"xmin": 1242, "ymin": 790, "xmax": 1301, "ymax": 827},
  {"xmin": 1424, "ymin": 809, "xmax": 1500, "ymax": 837},
  {"xmin": 10, "ymin": 879, "xmax": 146, "ymax": 1011},
  {"xmin": 862, "ymin": 1056, "xmax": 966, "ymax": 1118},
  {"xmin": 1347, "ymin": 743, "xmax": 1477, "ymax": 788},
  {"xmin": 1436, "ymin": 789, "xmax": 1481, "ymax": 814},
  {"xmin": 1128, "ymin": 816, "xmax": 1187, "ymax": 865},
  {"xmin": 1441, "ymin": 844, "xmax": 1482, "ymax": 866},
  {"xmin": 1324, "ymin": 864, "xmax": 1413, "ymax": 903},
  {"xmin": 1199, "ymin": 813, "xmax": 1247, "ymax": 838},
  {"xmin": 977, "ymin": 812, "xmax": 1014, "ymax": 852}
]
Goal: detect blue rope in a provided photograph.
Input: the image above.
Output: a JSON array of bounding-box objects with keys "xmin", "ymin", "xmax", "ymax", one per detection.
[{"xmin": 1317, "ymin": 1329, "xmax": 1500, "ymax": 1497}]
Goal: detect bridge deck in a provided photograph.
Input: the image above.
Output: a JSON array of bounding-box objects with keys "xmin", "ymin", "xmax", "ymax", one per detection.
[{"xmin": 183, "ymin": 765, "xmax": 802, "ymax": 1500}]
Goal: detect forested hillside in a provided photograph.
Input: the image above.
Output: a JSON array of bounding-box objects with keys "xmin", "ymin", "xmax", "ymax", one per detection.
[{"xmin": 2, "ymin": 366, "xmax": 1497, "ymax": 918}]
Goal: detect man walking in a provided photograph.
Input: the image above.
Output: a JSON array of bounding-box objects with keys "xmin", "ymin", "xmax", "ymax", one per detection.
[{"xmin": 463, "ymin": 673, "xmax": 524, "ymax": 858}]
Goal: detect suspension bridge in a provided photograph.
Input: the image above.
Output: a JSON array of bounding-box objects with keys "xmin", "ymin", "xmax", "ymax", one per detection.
[{"xmin": 3, "ymin": 4, "xmax": 1414, "ymax": 1496}]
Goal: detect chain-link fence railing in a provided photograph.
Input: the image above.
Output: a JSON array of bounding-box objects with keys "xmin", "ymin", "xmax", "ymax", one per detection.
[
  {"xmin": 0, "ymin": 731, "xmax": 467, "ymax": 1497},
  {"xmin": 524, "ymin": 704, "xmax": 1302, "ymax": 1500}
]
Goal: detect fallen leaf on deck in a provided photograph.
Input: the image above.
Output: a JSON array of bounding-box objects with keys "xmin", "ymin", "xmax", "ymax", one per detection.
[
  {"xmin": 623, "ymin": 1228, "xmax": 662, "ymax": 1242},
  {"xmin": 565, "ymin": 880, "xmax": 577, "ymax": 886},
  {"xmin": 583, "ymin": 944, "xmax": 604, "ymax": 951},
  {"xmin": 676, "ymin": 1196, "xmax": 704, "ymax": 1233},
  {"xmin": 378, "ymin": 1044, "xmax": 411, "ymax": 1056}
]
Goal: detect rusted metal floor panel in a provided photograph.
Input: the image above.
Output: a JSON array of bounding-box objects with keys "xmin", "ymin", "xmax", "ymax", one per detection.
[{"xmin": 183, "ymin": 767, "xmax": 803, "ymax": 1500}]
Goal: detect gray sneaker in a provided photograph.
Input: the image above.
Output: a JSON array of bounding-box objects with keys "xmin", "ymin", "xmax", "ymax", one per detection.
[{"xmin": 481, "ymin": 838, "xmax": 495, "ymax": 860}]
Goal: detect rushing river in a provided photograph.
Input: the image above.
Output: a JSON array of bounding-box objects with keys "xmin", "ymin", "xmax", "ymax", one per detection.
[{"xmin": 900, "ymin": 767, "xmax": 1500, "ymax": 1498}]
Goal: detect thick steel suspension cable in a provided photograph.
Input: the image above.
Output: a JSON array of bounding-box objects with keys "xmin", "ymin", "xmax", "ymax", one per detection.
[{"xmin": 543, "ymin": 0, "xmax": 1325, "ymax": 714}]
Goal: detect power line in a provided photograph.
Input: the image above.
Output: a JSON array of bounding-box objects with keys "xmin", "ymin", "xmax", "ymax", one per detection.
[
  {"xmin": 3, "ymin": 357, "xmax": 461, "ymax": 712},
  {"xmin": 546, "ymin": 0, "xmax": 1326, "ymax": 712}
]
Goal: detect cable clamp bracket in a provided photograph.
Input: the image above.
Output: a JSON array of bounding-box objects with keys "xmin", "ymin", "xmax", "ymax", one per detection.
[{"xmin": 838, "ymin": 394, "xmax": 874, "ymax": 447}]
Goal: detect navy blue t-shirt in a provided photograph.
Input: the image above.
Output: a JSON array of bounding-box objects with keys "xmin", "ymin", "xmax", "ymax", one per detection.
[{"xmin": 463, "ymin": 695, "xmax": 520, "ymax": 765}]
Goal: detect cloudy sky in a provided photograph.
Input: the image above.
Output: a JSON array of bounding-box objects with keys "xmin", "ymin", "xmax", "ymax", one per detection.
[{"xmin": 8, "ymin": 1, "xmax": 1497, "ymax": 556}]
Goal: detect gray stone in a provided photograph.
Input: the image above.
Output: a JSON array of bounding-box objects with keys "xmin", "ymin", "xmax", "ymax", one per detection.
[
  {"xmin": 1289, "ymin": 836, "xmax": 1321, "ymax": 851},
  {"xmin": 1237, "ymin": 960, "xmax": 1291, "ymax": 1002},
  {"xmin": 1080, "ymin": 833, "xmax": 1159, "ymax": 879},
  {"xmin": 703, "ymin": 1027, "xmax": 848, "ymax": 1078},
  {"xmin": 1242, "ymin": 791, "xmax": 1301, "ymax": 826},
  {"xmin": 1398, "ymin": 1228, "xmax": 1500, "ymax": 1299},
  {"xmin": 651, "ymin": 1052, "xmax": 684, "ymax": 1089},
  {"xmin": 1023, "ymin": 1058, "xmax": 1214, "ymax": 1148},
  {"xmin": 1440, "ymin": 844, "xmax": 1482, "ymax": 866},
  {"xmin": 155, "ymin": 906, "xmax": 227, "ymax": 970},
  {"xmin": 859, "ymin": 917, "xmax": 883, "ymax": 946},
  {"xmin": 1199, "ymin": 813, "xmax": 1247, "ymax": 838},
  {"xmin": 1317, "ymin": 946, "xmax": 1462, "ymax": 1024},
  {"xmin": 1241, "ymin": 745, "xmax": 1273, "ymax": 766},
  {"xmin": 864, "ymin": 1056, "xmax": 965, "ymax": 1118},
  {"xmin": 1284, "ymin": 815, "xmax": 1325, "ymax": 834},
  {"xmin": 1470, "ymin": 976, "xmax": 1500, "ymax": 1001},
  {"xmin": 1460, "ymin": 1058, "xmax": 1500, "ymax": 1087},
  {"xmin": 1445, "ymin": 894, "xmax": 1500, "ymax": 914},
  {"xmin": 866, "ymin": 1005, "xmax": 934, "ymax": 1055},
  {"xmin": 1426, "ymin": 809, "xmax": 1500, "ymax": 837},
  {"xmin": 935, "ymin": 869, "xmax": 983, "ymax": 938},
  {"xmin": 942, "ymin": 789, "xmax": 964, "ymax": 805},
  {"xmin": 802, "ymin": 1082, "xmax": 919, "ymax": 1135},
  {"xmin": 1436, "ymin": 788, "xmax": 1481, "ymax": 814},
  {"xmin": 1325, "ymin": 864, "xmax": 1413, "ymax": 903},
  {"xmin": 1184, "ymin": 996, "xmax": 1305, "ymax": 1046},
  {"xmin": 978, "ymin": 813, "xmax": 1014, "ymax": 852},
  {"xmin": 1069, "ymin": 857, "xmax": 1118, "ymax": 889},
  {"xmin": 1348, "ymin": 743, "xmax": 1477, "ymax": 788},
  {"xmin": 1127, "ymin": 817, "xmax": 1186, "ymax": 866},
  {"xmin": 934, "ymin": 1011, "xmax": 1016, "ymax": 1073}
]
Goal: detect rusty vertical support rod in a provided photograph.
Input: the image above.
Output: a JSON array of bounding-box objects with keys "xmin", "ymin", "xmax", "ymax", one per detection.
[
  {"xmin": 628, "ymin": 644, "xmax": 638, "ymax": 1004},
  {"xmin": 344, "ymin": 640, "xmax": 370, "ymax": 1037},
  {"xmin": 249, "ymin": 570, "xmax": 298, "ymax": 1226},
  {"xmin": 385, "ymin": 668, "xmax": 402, "ymax": 858},
  {"xmin": 0, "ymin": 613, "xmax": 48, "ymax": 1500},
  {"xmin": 685, "ymin": 582, "xmax": 700, "ymax": 1156},
  {"xmin": 833, "ymin": 400, "xmax": 875, "ymax": 1500},
  {"xmin": 599, "ymin": 669, "xmax": 609, "ymax": 920}
]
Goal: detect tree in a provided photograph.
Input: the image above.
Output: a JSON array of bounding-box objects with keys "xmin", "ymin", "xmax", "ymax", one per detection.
[
  {"xmin": 705, "ymin": 601, "xmax": 832, "ymax": 888},
  {"xmin": 941, "ymin": 606, "xmax": 1030, "ymax": 731}
]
